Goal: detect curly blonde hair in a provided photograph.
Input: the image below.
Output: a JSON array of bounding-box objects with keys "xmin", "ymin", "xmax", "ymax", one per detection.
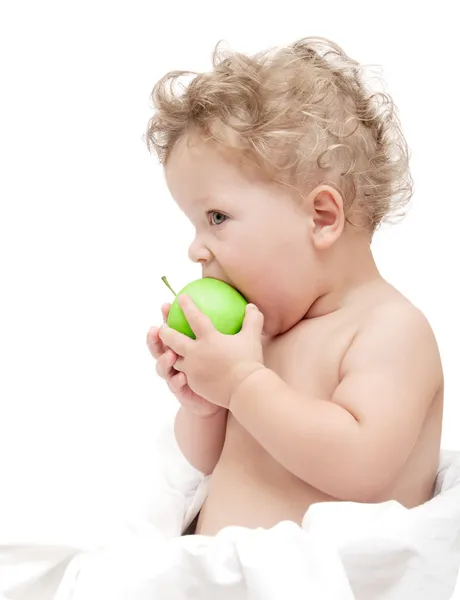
[{"xmin": 145, "ymin": 37, "xmax": 412, "ymax": 231}]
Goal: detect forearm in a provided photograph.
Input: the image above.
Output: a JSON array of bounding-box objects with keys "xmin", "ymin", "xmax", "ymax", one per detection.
[
  {"xmin": 174, "ymin": 405, "xmax": 228, "ymax": 475},
  {"xmin": 230, "ymin": 368, "xmax": 376, "ymax": 500}
]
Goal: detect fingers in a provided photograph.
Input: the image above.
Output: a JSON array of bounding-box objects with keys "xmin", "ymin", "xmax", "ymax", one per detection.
[
  {"xmin": 159, "ymin": 322, "xmax": 193, "ymax": 356},
  {"xmin": 146, "ymin": 303, "xmax": 172, "ymax": 358},
  {"xmin": 154, "ymin": 346, "xmax": 187, "ymax": 395},
  {"xmin": 146, "ymin": 326, "xmax": 164, "ymax": 359},
  {"xmin": 167, "ymin": 371, "xmax": 187, "ymax": 394},
  {"xmin": 177, "ymin": 295, "xmax": 213, "ymax": 338},
  {"xmin": 161, "ymin": 303, "xmax": 171, "ymax": 323},
  {"xmin": 155, "ymin": 348, "xmax": 177, "ymax": 379},
  {"xmin": 241, "ymin": 303, "xmax": 264, "ymax": 336},
  {"xmin": 173, "ymin": 356, "xmax": 185, "ymax": 372}
]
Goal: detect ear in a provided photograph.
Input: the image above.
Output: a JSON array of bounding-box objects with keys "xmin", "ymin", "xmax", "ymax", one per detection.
[{"xmin": 305, "ymin": 185, "xmax": 345, "ymax": 250}]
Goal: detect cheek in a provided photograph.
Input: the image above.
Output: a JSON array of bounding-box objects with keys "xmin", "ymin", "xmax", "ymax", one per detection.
[
  {"xmin": 227, "ymin": 231, "xmax": 308, "ymax": 292},
  {"xmin": 237, "ymin": 246, "xmax": 313, "ymax": 333}
]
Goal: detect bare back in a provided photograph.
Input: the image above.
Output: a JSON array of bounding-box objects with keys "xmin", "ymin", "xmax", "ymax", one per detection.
[{"xmin": 196, "ymin": 284, "xmax": 443, "ymax": 535}]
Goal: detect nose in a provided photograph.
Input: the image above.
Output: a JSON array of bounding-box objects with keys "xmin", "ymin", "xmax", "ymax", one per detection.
[{"xmin": 188, "ymin": 234, "xmax": 212, "ymax": 264}]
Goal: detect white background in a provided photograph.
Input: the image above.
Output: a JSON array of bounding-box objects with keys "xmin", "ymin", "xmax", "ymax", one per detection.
[{"xmin": 1, "ymin": 0, "xmax": 459, "ymax": 561}]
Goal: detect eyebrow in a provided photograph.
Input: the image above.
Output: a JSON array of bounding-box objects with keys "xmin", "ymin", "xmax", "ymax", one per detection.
[{"xmin": 193, "ymin": 196, "xmax": 212, "ymax": 205}]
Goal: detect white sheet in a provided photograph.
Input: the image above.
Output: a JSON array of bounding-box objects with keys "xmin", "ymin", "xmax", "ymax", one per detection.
[{"xmin": 2, "ymin": 415, "xmax": 460, "ymax": 600}]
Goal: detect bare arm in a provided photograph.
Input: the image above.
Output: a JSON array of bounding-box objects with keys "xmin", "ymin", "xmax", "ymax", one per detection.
[
  {"xmin": 174, "ymin": 406, "xmax": 228, "ymax": 475},
  {"xmin": 229, "ymin": 304, "xmax": 443, "ymax": 501},
  {"xmin": 147, "ymin": 302, "xmax": 229, "ymax": 476}
]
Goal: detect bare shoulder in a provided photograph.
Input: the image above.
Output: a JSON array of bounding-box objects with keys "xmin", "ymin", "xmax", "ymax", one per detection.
[
  {"xmin": 368, "ymin": 290, "xmax": 439, "ymax": 350},
  {"xmin": 366, "ymin": 291, "xmax": 437, "ymax": 341},
  {"xmin": 343, "ymin": 287, "xmax": 444, "ymax": 396}
]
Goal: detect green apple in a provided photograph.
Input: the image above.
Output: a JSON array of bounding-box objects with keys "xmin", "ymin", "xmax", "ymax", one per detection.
[{"xmin": 161, "ymin": 276, "xmax": 248, "ymax": 339}]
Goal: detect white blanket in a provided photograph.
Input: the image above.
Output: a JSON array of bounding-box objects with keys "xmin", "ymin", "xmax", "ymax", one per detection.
[{"xmin": 2, "ymin": 416, "xmax": 460, "ymax": 600}]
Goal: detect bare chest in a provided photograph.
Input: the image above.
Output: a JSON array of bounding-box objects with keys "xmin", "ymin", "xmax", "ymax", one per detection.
[
  {"xmin": 263, "ymin": 316, "xmax": 356, "ymax": 398},
  {"xmin": 224, "ymin": 316, "xmax": 357, "ymax": 469},
  {"xmin": 195, "ymin": 317, "xmax": 359, "ymax": 533}
]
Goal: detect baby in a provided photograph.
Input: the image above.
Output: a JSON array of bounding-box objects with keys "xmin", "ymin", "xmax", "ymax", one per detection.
[{"xmin": 145, "ymin": 37, "xmax": 443, "ymax": 537}]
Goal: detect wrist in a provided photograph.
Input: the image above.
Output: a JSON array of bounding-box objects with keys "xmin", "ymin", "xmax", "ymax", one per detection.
[
  {"xmin": 229, "ymin": 362, "xmax": 266, "ymax": 411},
  {"xmin": 180, "ymin": 403, "xmax": 226, "ymax": 419}
]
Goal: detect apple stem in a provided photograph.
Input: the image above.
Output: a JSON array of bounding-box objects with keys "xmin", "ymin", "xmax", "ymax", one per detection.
[{"xmin": 161, "ymin": 276, "xmax": 177, "ymax": 296}]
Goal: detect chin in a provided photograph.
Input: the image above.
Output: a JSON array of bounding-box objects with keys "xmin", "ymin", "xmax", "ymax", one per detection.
[
  {"xmin": 260, "ymin": 316, "xmax": 285, "ymax": 338},
  {"xmin": 253, "ymin": 304, "xmax": 288, "ymax": 337},
  {"xmin": 270, "ymin": 311, "xmax": 307, "ymax": 336}
]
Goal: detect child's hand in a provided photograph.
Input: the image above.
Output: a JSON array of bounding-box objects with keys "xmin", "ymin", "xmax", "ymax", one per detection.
[
  {"xmin": 147, "ymin": 303, "xmax": 224, "ymax": 417},
  {"xmin": 158, "ymin": 296, "xmax": 265, "ymax": 409}
]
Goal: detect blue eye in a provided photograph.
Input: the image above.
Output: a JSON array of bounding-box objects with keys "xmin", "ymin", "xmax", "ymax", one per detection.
[{"xmin": 209, "ymin": 211, "xmax": 228, "ymax": 226}]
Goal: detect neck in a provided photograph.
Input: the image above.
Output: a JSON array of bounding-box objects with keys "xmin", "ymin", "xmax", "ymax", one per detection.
[{"xmin": 306, "ymin": 231, "xmax": 382, "ymax": 319}]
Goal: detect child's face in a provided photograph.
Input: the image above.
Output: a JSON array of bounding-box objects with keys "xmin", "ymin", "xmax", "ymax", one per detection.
[{"xmin": 164, "ymin": 136, "xmax": 319, "ymax": 336}]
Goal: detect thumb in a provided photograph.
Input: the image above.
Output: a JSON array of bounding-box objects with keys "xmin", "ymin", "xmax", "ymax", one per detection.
[
  {"xmin": 241, "ymin": 303, "xmax": 264, "ymax": 335},
  {"xmin": 161, "ymin": 303, "xmax": 172, "ymax": 323}
]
